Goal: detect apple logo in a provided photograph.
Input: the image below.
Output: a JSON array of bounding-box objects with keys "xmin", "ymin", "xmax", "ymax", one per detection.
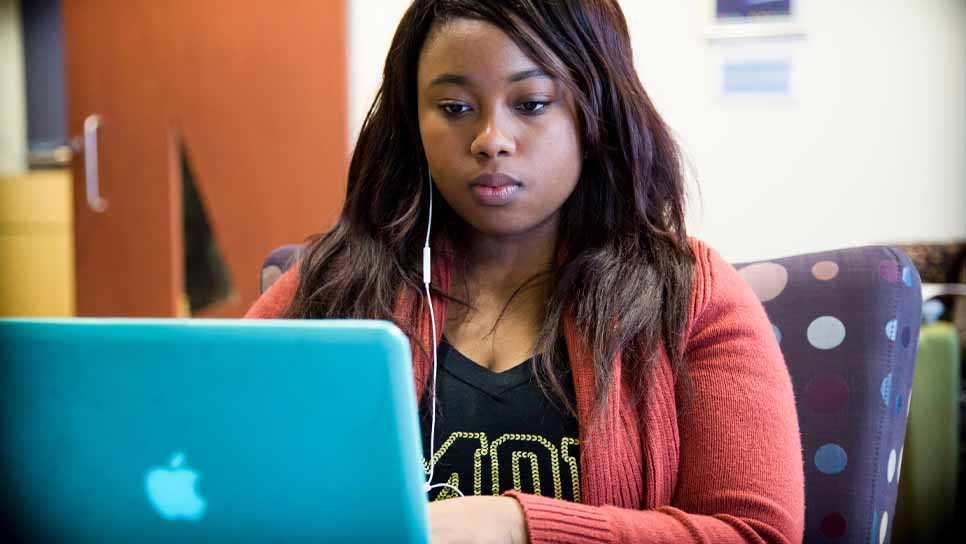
[{"xmin": 145, "ymin": 452, "xmax": 207, "ymax": 521}]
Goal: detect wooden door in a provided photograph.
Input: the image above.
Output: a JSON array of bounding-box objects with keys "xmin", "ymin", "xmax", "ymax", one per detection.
[
  {"xmin": 63, "ymin": 2, "xmax": 180, "ymax": 316},
  {"xmin": 64, "ymin": 1, "xmax": 347, "ymax": 317}
]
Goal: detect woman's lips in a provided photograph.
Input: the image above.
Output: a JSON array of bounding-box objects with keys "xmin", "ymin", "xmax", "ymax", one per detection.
[
  {"xmin": 470, "ymin": 183, "xmax": 521, "ymax": 206},
  {"xmin": 469, "ymin": 173, "xmax": 522, "ymax": 206}
]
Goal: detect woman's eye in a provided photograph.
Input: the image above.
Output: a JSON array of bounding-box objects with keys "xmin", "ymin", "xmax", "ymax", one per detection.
[
  {"xmin": 518, "ymin": 101, "xmax": 550, "ymax": 114},
  {"xmin": 440, "ymin": 103, "xmax": 471, "ymax": 116},
  {"xmin": 438, "ymin": 100, "xmax": 551, "ymax": 117}
]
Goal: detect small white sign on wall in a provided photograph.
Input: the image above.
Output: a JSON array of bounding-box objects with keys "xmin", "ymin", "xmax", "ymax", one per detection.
[
  {"xmin": 708, "ymin": 39, "xmax": 800, "ymax": 103},
  {"xmin": 722, "ymin": 59, "xmax": 790, "ymax": 95}
]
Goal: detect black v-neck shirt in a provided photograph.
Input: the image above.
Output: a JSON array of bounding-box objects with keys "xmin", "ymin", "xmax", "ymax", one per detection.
[{"xmin": 419, "ymin": 337, "xmax": 582, "ymax": 502}]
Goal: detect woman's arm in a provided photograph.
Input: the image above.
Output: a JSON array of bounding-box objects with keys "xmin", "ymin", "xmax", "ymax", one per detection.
[{"xmin": 502, "ymin": 242, "xmax": 805, "ymax": 543}]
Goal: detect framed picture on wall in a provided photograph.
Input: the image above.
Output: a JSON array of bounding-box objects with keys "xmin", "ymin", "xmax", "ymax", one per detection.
[
  {"xmin": 717, "ymin": 0, "xmax": 791, "ymax": 20},
  {"xmin": 707, "ymin": 0, "xmax": 804, "ymax": 41}
]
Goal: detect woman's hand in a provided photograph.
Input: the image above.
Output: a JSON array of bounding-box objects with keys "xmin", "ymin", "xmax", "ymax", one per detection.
[{"xmin": 428, "ymin": 496, "xmax": 529, "ymax": 544}]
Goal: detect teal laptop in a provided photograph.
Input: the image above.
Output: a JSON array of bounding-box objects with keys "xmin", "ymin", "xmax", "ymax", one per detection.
[{"xmin": 0, "ymin": 318, "xmax": 429, "ymax": 543}]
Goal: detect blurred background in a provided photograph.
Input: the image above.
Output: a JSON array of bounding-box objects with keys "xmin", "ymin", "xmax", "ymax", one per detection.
[
  {"xmin": 1, "ymin": 0, "xmax": 963, "ymax": 318},
  {"xmin": 0, "ymin": 0, "xmax": 963, "ymax": 539},
  {"xmin": 2, "ymin": 0, "xmax": 962, "ymax": 319}
]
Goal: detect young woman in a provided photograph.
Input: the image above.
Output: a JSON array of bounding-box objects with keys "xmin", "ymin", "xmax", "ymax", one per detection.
[{"xmin": 246, "ymin": 1, "xmax": 804, "ymax": 542}]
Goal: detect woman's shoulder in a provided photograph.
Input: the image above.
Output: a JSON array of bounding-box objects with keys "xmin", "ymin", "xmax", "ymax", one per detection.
[
  {"xmin": 684, "ymin": 236, "xmax": 769, "ymax": 332},
  {"xmin": 685, "ymin": 235, "xmax": 729, "ymax": 277},
  {"xmin": 684, "ymin": 236, "xmax": 721, "ymax": 317},
  {"xmin": 243, "ymin": 263, "xmax": 300, "ymax": 319}
]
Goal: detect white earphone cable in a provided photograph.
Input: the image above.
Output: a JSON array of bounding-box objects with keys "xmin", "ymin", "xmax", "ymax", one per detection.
[{"xmin": 422, "ymin": 171, "xmax": 464, "ymax": 498}]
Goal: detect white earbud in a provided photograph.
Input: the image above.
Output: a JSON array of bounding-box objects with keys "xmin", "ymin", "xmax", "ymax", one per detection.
[{"xmin": 421, "ymin": 170, "xmax": 463, "ymax": 498}]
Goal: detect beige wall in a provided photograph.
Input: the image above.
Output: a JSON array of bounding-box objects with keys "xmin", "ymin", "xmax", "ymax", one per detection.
[
  {"xmin": 623, "ymin": 0, "xmax": 965, "ymax": 261},
  {"xmin": 0, "ymin": 0, "xmax": 27, "ymax": 174}
]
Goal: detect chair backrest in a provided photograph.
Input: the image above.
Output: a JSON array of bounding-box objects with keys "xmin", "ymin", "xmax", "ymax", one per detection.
[
  {"xmin": 259, "ymin": 244, "xmax": 922, "ymax": 544},
  {"xmin": 733, "ymin": 246, "xmax": 920, "ymax": 544}
]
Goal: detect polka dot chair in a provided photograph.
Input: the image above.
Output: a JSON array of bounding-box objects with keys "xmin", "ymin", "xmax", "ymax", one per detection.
[
  {"xmin": 733, "ymin": 247, "xmax": 921, "ymax": 544},
  {"xmin": 260, "ymin": 244, "xmax": 923, "ymax": 543}
]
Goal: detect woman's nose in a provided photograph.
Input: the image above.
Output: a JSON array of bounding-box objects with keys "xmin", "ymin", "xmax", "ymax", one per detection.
[{"xmin": 470, "ymin": 116, "xmax": 516, "ymax": 159}]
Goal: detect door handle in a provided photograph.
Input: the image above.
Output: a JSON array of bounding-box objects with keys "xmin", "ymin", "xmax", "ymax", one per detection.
[{"xmin": 82, "ymin": 114, "xmax": 108, "ymax": 213}]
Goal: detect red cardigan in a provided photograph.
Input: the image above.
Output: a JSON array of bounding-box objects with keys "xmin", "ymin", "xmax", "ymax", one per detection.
[{"xmin": 245, "ymin": 238, "xmax": 805, "ymax": 543}]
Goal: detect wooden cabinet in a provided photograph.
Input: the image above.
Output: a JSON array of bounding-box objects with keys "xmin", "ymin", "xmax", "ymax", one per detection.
[{"xmin": 0, "ymin": 170, "xmax": 75, "ymax": 317}]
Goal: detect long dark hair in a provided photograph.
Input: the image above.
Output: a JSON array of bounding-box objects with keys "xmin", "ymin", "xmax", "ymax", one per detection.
[{"xmin": 284, "ymin": 0, "xmax": 694, "ymax": 420}]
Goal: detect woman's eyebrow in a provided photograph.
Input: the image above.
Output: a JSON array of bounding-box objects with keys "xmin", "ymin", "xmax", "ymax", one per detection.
[
  {"xmin": 508, "ymin": 68, "xmax": 553, "ymax": 83},
  {"xmin": 428, "ymin": 68, "xmax": 553, "ymax": 88}
]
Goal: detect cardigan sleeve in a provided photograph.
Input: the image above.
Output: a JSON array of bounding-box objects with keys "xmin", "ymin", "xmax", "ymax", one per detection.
[
  {"xmin": 243, "ymin": 265, "xmax": 300, "ymax": 319},
  {"xmin": 503, "ymin": 242, "xmax": 805, "ymax": 543}
]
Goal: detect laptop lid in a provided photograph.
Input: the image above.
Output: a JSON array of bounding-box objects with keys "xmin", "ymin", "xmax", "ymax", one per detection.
[{"xmin": 0, "ymin": 318, "xmax": 429, "ymax": 543}]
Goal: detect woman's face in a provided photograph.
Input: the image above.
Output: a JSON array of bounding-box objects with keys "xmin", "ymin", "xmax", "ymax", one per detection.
[{"xmin": 417, "ymin": 18, "xmax": 583, "ymax": 239}]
